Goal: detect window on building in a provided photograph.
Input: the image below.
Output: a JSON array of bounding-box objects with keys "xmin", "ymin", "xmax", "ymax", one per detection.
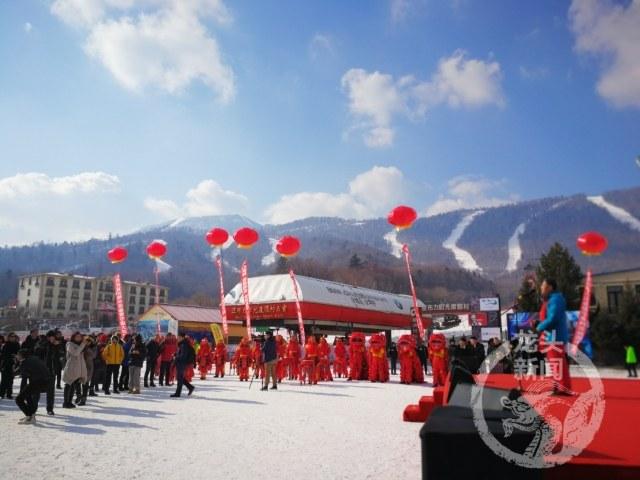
[
  {"xmin": 69, "ymin": 313, "xmax": 76, "ymax": 319},
  {"xmin": 57, "ymin": 301, "xmax": 66, "ymax": 310},
  {"xmin": 28, "ymin": 277, "xmax": 32, "ymax": 285},
  {"xmin": 27, "ymin": 289, "xmax": 31, "ymax": 296},
  {"xmin": 82, "ymin": 302, "xmax": 90, "ymax": 311},
  {"xmin": 128, "ymin": 306, "xmax": 135, "ymax": 314},
  {"xmin": 45, "ymin": 289, "xmax": 53, "ymax": 298},
  {"xmin": 83, "ymin": 281, "xmax": 90, "ymax": 289},
  {"xmin": 105, "ymin": 294, "xmax": 113, "ymax": 302},
  {"xmin": 44, "ymin": 299, "xmax": 52, "ymax": 309},
  {"xmin": 71, "ymin": 291, "xmax": 79, "ymax": 299},
  {"xmin": 98, "ymin": 294, "xmax": 103, "ymax": 301},
  {"xmin": 129, "ymin": 296, "xmax": 136, "ymax": 305},
  {"xmin": 46, "ymin": 277, "xmax": 54, "ymax": 286},
  {"xmin": 58, "ymin": 290, "xmax": 67, "ymax": 298},
  {"xmin": 56, "ymin": 313, "xmax": 63, "ymax": 318},
  {"xmin": 72, "ymin": 280, "xmax": 80, "ymax": 289},
  {"xmin": 106, "ymin": 282, "xmax": 113, "ymax": 292},
  {"xmin": 25, "ymin": 299, "xmax": 30, "ymax": 308},
  {"xmin": 150, "ymin": 287, "xmax": 156, "ymax": 296},
  {"xmin": 99, "ymin": 282, "xmax": 104, "ymax": 291},
  {"xmin": 160, "ymin": 289, "xmax": 166, "ymax": 298},
  {"xmin": 83, "ymin": 292, "xmax": 91, "ymax": 301},
  {"xmin": 60, "ymin": 279, "xmax": 68, "ymax": 288},
  {"xmin": 130, "ymin": 286, "xmax": 137, "ymax": 294},
  {"xmin": 138, "ymin": 306, "xmax": 145, "ymax": 314},
  {"xmin": 20, "ymin": 278, "xmax": 25, "ymax": 288},
  {"xmin": 43, "ymin": 311, "xmax": 51, "ymax": 318},
  {"xmin": 607, "ymin": 286, "xmax": 623, "ymax": 313},
  {"xmin": 70, "ymin": 301, "xmax": 78, "ymax": 310},
  {"xmin": 149, "ymin": 298, "xmax": 155, "ymax": 306}
]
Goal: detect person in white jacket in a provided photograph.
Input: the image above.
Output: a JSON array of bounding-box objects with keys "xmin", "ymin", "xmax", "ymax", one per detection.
[{"xmin": 62, "ymin": 332, "xmax": 87, "ymax": 409}]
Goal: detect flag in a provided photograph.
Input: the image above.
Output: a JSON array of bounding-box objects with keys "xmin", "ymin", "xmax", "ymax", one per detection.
[
  {"xmin": 215, "ymin": 255, "xmax": 229, "ymax": 336},
  {"xmin": 113, "ymin": 273, "xmax": 128, "ymax": 336},
  {"xmin": 289, "ymin": 269, "xmax": 306, "ymax": 346},
  {"xmin": 571, "ymin": 268, "xmax": 592, "ymax": 355},
  {"xmin": 240, "ymin": 260, "xmax": 252, "ymax": 336},
  {"xmin": 402, "ymin": 244, "xmax": 425, "ymax": 340}
]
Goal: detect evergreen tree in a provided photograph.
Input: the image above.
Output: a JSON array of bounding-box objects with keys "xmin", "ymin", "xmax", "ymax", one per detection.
[
  {"xmin": 349, "ymin": 253, "xmax": 363, "ymax": 268},
  {"xmin": 536, "ymin": 243, "xmax": 583, "ymax": 309}
]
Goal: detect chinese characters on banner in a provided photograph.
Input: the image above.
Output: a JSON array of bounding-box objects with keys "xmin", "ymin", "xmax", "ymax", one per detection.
[
  {"xmin": 289, "ymin": 269, "xmax": 306, "ymax": 346},
  {"xmin": 113, "ymin": 273, "xmax": 128, "ymax": 336},
  {"xmin": 215, "ymin": 255, "xmax": 229, "ymax": 336},
  {"xmin": 571, "ymin": 268, "xmax": 592, "ymax": 355},
  {"xmin": 402, "ymin": 244, "xmax": 425, "ymax": 340},
  {"xmin": 240, "ymin": 260, "xmax": 252, "ymax": 336},
  {"xmin": 513, "ymin": 331, "xmax": 565, "ymax": 381}
]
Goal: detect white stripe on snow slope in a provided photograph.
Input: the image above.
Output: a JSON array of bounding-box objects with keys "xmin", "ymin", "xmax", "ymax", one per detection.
[
  {"xmin": 506, "ymin": 223, "xmax": 526, "ymax": 272},
  {"xmin": 587, "ymin": 196, "xmax": 640, "ymax": 232},
  {"xmin": 442, "ymin": 211, "xmax": 485, "ymax": 272}
]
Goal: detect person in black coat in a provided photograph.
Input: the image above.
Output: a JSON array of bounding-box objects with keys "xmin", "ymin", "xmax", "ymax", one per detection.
[
  {"xmin": 0, "ymin": 332, "xmax": 20, "ymax": 399},
  {"xmin": 54, "ymin": 330, "xmax": 66, "ymax": 389},
  {"xmin": 14, "ymin": 349, "xmax": 51, "ymax": 424},
  {"xmin": 261, "ymin": 331, "xmax": 278, "ymax": 391},
  {"xmin": 453, "ymin": 337, "xmax": 476, "ymax": 373},
  {"xmin": 469, "ymin": 336, "xmax": 486, "ymax": 374},
  {"xmin": 144, "ymin": 336, "xmax": 159, "ymax": 388},
  {"xmin": 33, "ymin": 331, "xmax": 58, "ymax": 415},
  {"xmin": 170, "ymin": 334, "xmax": 195, "ymax": 398},
  {"xmin": 416, "ymin": 340, "xmax": 428, "ymax": 375},
  {"xmin": 388, "ymin": 342, "xmax": 398, "ymax": 375}
]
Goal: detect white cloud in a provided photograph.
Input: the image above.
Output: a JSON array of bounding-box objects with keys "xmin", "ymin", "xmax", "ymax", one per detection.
[
  {"xmin": 426, "ymin": 175, "xmax": 518, "ymax": 216},
  {"xmin": 390, "ymin": 0, "xmax": 411, "ymax": 23},
  {"xmin": 24, "ymin": 22, "xmax": 33, "ymax": 33},
  {"xmin": 0, "ymin": 171, "xmax": 122, "ymax": 245},
  {"xmin": 342, "ymin": 51, "xmax": 504, "ymax": 148},
  {"xmin": 0, "ymin": 172, "xmax": 120, "ymax": 199},
  {"xmin": 264, "ymin": 166, "xmax": 406, "ymax": 224},
  {"xmin": 51, "ymin": 0, "xmax": 235, "ymax": 102},
  {"xmin": 145, "ymin": 179, "xmax": 249, "ymax": 219},
  {"xmin": 518, "ymin": 65, "xmax": 549, "ymax": 80},
  {"xmin": 569, "ymin": 0, "xmax": 640, "ymax": 108},
  {"xmin": 309, "ymin": 33, "xmax": 334, "ymax": 60}
]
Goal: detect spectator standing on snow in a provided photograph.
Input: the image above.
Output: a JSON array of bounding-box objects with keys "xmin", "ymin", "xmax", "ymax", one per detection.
[
  {"xmin": 128, "ymin": 335, "xmax": 146, "ymax": 394},
  {"xmin": 54, "ymin": 330, "xmax": 66, "ymax": 389},
  {"xmin": 416, "ymin": 339, "xmax": 428, "ymax": 375},
  {"xmin": 469, "ymin": 336, "xmax": 486, "ymax": 374},
  {"xmin": 261, "ymin": 330, "xmax": 278, "ymax": 391},
  {"xmin": 62, "ymin": 332, "xmax": 88, "ymax": 409},
  {"xmin": 144, "ymin": 336, "xmax": 159, "ymax": 388},
  {"xmin": 0, "ymin": 332, "xmax": 19, "ymax": 399},
  {"xmin": 170, "ymin": 333, "xmax": 195, "ymax": 398},
  {"xmin": 76, "ymin": 335, "xmax": 97, "ymax": 406},
  {"xmin": 14, "ymin": 349, "xmax": 51, "ymax": 424},
  {"xmin": 624, "ymin": 344, "xmax": 638, "ymax": 378},
  {"xmin": 33, "ymin": 331, "xmax": 58, "ymax": 415},
  {"xmin": 159, "ymin": 333, "xmax": 177, "ymax": 387},
  {"xmin": 388, "ymin": 342, "xmax": 398, "ymax": 375},
  {"xmin": 119, "ymin": 334, "xmax": 133, "ymax": 391},
  {"xmin": 102, "ymin": 335, "xmax": 124, "ymax": 394}
]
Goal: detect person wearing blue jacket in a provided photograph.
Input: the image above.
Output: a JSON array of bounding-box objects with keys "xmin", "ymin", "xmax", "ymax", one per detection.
[{"xmin": 536, "ymin": 278, "xmax": 572, "ymax": 394}]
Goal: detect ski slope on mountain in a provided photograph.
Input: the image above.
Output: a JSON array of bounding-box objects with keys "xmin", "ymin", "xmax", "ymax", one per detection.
[{"xmin": 442, "ymin": 211, "xmax": 485, "ymax": 272}]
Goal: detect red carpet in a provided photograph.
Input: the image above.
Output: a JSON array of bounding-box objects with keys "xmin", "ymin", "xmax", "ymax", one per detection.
[{"xmin": 476, "ymin": 374, "xmax": 640, "ymax": 479}]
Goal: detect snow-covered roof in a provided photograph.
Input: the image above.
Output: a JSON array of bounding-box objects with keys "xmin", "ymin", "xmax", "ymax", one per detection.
[
  {"xmin": 225, "ymin": 274, "xmax": 425, "ymax": 316},
  {"xmin": 150, "ymin": 304, "xmax": 242, "ymax": 324}
]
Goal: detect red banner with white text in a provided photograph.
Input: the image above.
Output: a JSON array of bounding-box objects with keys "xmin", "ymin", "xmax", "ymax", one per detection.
[
  {"xmin": 289, "ymin": 269, "xmax": 306, "ymax": 346},
  {"xmin": 113, "ymin": 273, "xmax": 128, "ymax": 337},
  {"xmin": 240, "ymin": 260, "xmax": 252, "ymax": 337},
  {"xmin": 215, "ymin": 255, "xmax": 229, "ymax": 336},
  {"xmin": 571, "ymin": 268, "xmax": 592, "ymax": 355},
  {"xmin": 402, "ymin": 244, "xmax": 425, "ymax": 341}
]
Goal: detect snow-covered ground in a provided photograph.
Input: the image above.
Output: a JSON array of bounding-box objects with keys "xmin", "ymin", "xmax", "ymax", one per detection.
[
  {"xmin": 442, "ymin": 211, "xmax": 485, "ymax": 272},
  {"xmin": 0, "ymin": 373, "xmax": 431, "ymax": 480}
]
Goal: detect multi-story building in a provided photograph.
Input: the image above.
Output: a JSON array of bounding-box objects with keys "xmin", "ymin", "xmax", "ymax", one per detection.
[
  {"xmin": 16, "ymin": 273, "xmax": 168, "ymax": 325},
  {"xmin": 591, "ymin": 268, "xmax": 640, "ymax": 314}
]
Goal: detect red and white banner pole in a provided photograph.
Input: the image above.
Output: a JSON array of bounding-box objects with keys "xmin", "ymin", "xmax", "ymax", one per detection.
[
  {"xmin": 113, "ymin": 273, "xmax": 128, "ymax": 337},
  {"xmin": 240, "ymin": 259, "xmax": 252, "ymax": 337},
  {"xmin": 215, "ymin": 255, "xmax": 229, "ymax": 337},
  {"xmin": 571, "ymin": 268, "xmax": 592, "ymax": 355},
  {"xmin": 289, "ymin": 268, "xmax": 306, "ymax": 346},
  {"xmin": 402, "ymin": 244, "xmax": 425, "ymax": 341},
  {"xmin": 154, "ymin": 266, "xmax": 161, "ymax": 335}
]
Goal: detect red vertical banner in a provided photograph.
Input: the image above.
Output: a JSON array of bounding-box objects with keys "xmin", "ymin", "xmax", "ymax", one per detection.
[
  {"xmin": 402, "ymin": 244, "xmax": 425, "ymax": 341},
  {"xmin": 215, "ymin": 255, "xmax": 229, "ymax": 336},
  {"xmin": 113, "ymin": 273, "xmax": 128, "ymax": 336},
  {"xmin": 240, "ymin": 260, "xmax": 252, "ymax": 336},
  {"xmin": 571, "ymin": 268, "xmax": 592, "ymax": 355},
  {"xmin": 289, "ymin": 269, "xmax": 306, "ymax": 346}
]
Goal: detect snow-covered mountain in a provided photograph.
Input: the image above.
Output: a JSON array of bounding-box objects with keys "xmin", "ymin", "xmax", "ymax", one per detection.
[{"xmin": 1, "ymin": 186, "xmax": 640, "ymax": 303}]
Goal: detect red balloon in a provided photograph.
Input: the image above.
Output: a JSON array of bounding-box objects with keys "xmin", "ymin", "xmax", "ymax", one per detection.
[
  {"xmin": 387, "ymin": 205, "xmax": 418, "ymax": 230},
  {"xmin": 577, "ymin": 231, "xmax": 608, "ymax": 256},
  {"xmin": 107, "ymin": 246, "xmax": 128, "ymax": 264},
  {"xmin": 146, "ymin": 240, "xmax": 167, "ymax": 259},
  {"xmin": 276, "ymin": 236, "xmax": 301, "ymax": 257},
  {"xmin": 205, "ymin": 228, "xmax": 229, "ymax": 248},
  {"xmin": 233, "ymin": 227, "xmax": 259, "ymax": 249}
]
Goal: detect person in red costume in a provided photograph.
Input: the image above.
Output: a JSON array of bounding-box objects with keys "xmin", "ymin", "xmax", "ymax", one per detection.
[
  {"xmin": 275, "ymin": 335, "xmax": 288, "ymax": 383},
  {"xmin": 196, "ymin": 338, "xmax": 213, "ymax": 380},
  {"xmin": 333, "ymin": 338, "xmax": 348, "ymax": 378},
  {"xmin": 348, "ymin": 332, "xmax": 368, "ymax": 381},
  {"xmin": 316, "ymin": 337, "xmax": 333, "ymax": 382},
  {"xmin": 398, "ymin": 335, "xmax": 424, "ymax": 384},
  {"xmin": 252, "ymin": 339, "xmax": 265, "ymax": 380},
  {"xmin": 234, "ymin": 338, "xmax": 251, "ymax": 381},
  {"xmin": 286, "ymin": 334, "xmax": 301, "ymax": 380},
  {"xmin": 301, "ymin": 336, "xmax": 319, "ymax": 384},
  {"xmin": 159, "ymin": 333, "xmax": 177, "ymax": 386},
  {"xmin": 367, "ymin": 333, "xmax": 389, "ymax": 382},
  {"xmin": 427, "ymin": 333, "xmax": 448, "ymax": 387},
  {"xmin": 212, "ymin": 341, "xmax": 227, "ymax": 378}
]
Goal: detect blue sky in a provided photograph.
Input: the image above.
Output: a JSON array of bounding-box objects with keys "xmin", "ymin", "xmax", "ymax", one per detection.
[{"xmin": 0, "ymin": 0, "xmax": 638, "ymax": 244}]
